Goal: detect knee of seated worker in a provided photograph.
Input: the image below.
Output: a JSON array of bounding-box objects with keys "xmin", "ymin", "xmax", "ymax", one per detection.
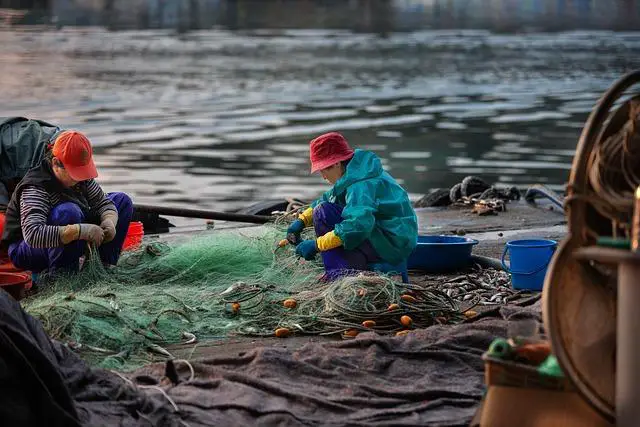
[
  {"xmin": 7, "ymin": 245, "xmax": 24, "ymax": 269},
  {"xmin": 311, "ymin": 204, "xmax": 332, "ymax": 234},
  {"xmin": 49, "ymin": 202, "xmax": 84, "ymax": 226},
  {"xmin": 311, "ymin": 204, "xmax": 323, "ymax": 224},
  {"xmin": 109, "ymin": 192, "xmax": 133, "ymax": 215},
  {"xmin": 312, "ymin": 202, "xmax": 337, "ymax": 222}
]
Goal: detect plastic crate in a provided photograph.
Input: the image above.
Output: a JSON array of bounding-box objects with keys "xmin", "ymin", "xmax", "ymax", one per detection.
[{"xmin": 482, "ymin": 353, "xmax": 574, "ymax": 392}]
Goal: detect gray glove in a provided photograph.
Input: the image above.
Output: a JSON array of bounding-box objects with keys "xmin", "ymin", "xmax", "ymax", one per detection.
[
  {"xmin": 79, "ymin": 223, "xmax": 105, "ymax": 246},
  {"xmin": 100, "ymin": 210, "xmax": 118, "ymax": 243}
]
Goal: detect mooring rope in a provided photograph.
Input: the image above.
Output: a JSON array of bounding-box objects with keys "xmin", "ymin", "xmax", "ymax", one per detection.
[{"xmin": 566, "ymin": 97, "xmax": 640, "ymax": 240}]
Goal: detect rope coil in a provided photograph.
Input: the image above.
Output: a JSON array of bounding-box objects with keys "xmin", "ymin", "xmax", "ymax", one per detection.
[{"xmin": 566, "ymin": 94, "xmax": 640, "ymax": 242}]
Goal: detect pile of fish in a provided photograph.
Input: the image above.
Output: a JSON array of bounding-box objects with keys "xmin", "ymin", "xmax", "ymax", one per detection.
[{"xmin": 424, "ymin": 267, "xmax": 522, "ymax": 306}]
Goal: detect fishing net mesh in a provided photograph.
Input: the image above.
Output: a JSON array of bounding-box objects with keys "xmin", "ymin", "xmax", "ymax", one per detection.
[{"xmin": 22, "ymin": 224, "xmax": 462, "ymax": 371}]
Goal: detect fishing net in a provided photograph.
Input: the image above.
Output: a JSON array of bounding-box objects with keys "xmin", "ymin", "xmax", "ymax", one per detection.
[{"xmin": 22, "ymin": 223, "xmax": 462, "ymax": 371}]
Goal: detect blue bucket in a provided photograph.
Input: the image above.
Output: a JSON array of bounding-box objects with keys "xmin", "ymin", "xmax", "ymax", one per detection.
[{"xmin": 501, "ymin": 239, "xmax": 557, "ymax": 291}]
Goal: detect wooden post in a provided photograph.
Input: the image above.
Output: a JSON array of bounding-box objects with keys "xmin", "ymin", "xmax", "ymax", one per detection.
[{"xmin": 617, "ymin": 186, "xmax": 640, "ymax": 426}]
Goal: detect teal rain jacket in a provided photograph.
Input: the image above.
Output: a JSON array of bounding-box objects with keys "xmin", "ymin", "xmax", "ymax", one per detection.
[{"xmin": 313, "ymin": 149, "xmax": 418, "ymax": 265}]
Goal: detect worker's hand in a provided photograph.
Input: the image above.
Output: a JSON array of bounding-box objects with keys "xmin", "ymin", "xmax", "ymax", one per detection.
[
  {"xmin": 287, "ymin": 219, "xmax": 305, "ymax": 234},
  {"xmin": 100, "ymin": 218, "xmax": 117, "ymax": 243},
  {"xmin": 100, "ymin": 210, "xmax": 119, "ymax": 244},
  {"xmin": 78, "ymin": 224, "xmax": 105, "ymax": 246},
  {"xmin": 295, "ymin": 239, "xmax": 318, "ymax": 260}
]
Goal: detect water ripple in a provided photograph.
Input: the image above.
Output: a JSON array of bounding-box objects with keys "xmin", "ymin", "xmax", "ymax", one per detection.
[{"xmin": 0, "ymin": 27, "xmax": 638, "ymax": 220}]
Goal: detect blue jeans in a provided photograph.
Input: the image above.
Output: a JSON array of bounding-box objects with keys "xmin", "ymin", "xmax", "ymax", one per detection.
[
  {"xmin": 8, "ymin": 192, "xmax": 133, "ymax": 274},
  {"xmin": 313, "ymin": 202, "xmax": 380, "ymax": 279}
]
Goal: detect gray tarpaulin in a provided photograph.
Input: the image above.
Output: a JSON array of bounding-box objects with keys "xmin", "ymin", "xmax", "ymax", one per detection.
[{"xmin": 0, "ymin": 290, "xmax": 540, "ymax": 427}]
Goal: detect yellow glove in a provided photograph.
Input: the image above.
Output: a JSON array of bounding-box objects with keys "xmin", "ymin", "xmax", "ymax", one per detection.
[
  {"xmin": 298, "ymin": 207, "xmax": 314, "ymax": 227},
  {"xmin": 316, "ymin": 231, "xmax": 343, "ymax": 251}
]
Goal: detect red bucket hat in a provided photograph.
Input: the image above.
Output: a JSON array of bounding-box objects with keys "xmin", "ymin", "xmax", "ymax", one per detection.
[
  {"xmin": 52, "ymin": 131, "xmax": 98, "ymax": 181},
  {"xmin": 309, "ymin": 132, "xmax": 354, "ymax": 173}
]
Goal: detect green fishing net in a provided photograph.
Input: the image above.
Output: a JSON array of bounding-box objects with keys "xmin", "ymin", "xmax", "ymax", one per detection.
[{"xmin": 22, "ymin": 224, "xmax": 462, "ymax": 371}]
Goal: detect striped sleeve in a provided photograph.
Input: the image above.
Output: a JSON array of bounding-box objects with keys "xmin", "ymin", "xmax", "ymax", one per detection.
[
  {"xmin": 84, "ymin": 179, "xmax": 116, "ymax": 217},
  {"xmin": 20, "ymin": 186, "xmax": 63, "ymax": 248}
]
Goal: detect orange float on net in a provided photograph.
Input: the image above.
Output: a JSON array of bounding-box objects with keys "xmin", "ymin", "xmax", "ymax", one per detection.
[
  {"xmin": 463, "ymin": 310, "xmax": 477, "ymax": 318},
  {"xmin": 278, "ymin": 239, "xmax": 289, "ymax": 248},
  {"xmin": 275, "ymin": 327, "xmax": 291, "ymax": 338},
  {"xmin": 400, "ymin": 294, "xmax": 417, "ymax": 303},
  {"xmin": 362, "ymin": 320, "xmax": 376, "ymax": 328},
  {"xmin": 400, "ymin": 315, "xmax": 413, "ymax": 327},
  {"xmin": 283, "ymin": 299, "xmax": 297, "ymax": 309}
]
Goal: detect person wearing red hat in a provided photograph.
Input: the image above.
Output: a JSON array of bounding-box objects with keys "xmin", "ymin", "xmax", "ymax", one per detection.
[
  {"xmin": 287, "ymin": 132, "xmax": 417, "ymax": 280},
  {"xmin": 0, "ymin": 130, "xmax": 133, "ymax": 276}
]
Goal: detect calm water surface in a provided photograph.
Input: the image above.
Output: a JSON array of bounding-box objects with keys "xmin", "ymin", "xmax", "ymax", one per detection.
[{"xmin": 1, "ymin": 26, "xmax": 639, "ymax": 222}]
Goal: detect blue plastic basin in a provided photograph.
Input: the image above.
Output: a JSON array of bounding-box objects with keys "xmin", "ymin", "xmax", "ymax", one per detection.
[{"xmin": 407, "ymin": 235, "xmax": 479, "ymax": 273}]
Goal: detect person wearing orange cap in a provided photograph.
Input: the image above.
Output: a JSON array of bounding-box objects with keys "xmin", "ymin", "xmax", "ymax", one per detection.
[
  {"xmin": 286, "ymin": 132, "xmax": 417, "ymax": 280},
  {"xmin": 0, "ymin": 130, "xmax": 133, "ymax": 275}
]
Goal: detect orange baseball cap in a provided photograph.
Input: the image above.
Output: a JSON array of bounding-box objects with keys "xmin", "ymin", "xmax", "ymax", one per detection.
[{"xmin": 52, "ymin": 131, "xmax": 98, "ymax": 181}]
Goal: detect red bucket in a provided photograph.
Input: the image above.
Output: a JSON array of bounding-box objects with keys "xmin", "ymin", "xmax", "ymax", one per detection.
[
  {"xmin": 123, "ymin": 221, "xmax": 144, "ymax": 251},
  {"xmin": 0, "ymin": 260, "xmax": 22, "ymax": 273},
  {"xmin": 0, "ymin": 261, "xmax": 31, "ymax": 290},
  {"xmin": 0, "ymin": 271, "xmax": 32, "ymax": 301}
]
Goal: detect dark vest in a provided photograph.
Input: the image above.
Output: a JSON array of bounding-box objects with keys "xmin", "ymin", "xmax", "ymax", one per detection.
[{"xmin": 1, "ymin": 161, "xmax": 92, "ymax": 247}]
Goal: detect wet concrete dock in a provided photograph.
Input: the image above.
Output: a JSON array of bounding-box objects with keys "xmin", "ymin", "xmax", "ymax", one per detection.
[
  {"xmin": 159, "ymin": 198, "xmax": 567, "ymax": 257},
  {"xmin": 416, "ymin": 200, "xmax": 565, "ymax": 235},
  {"xmin": 415, "ymin": 200, "xmax": 566, "ymax": 258}
]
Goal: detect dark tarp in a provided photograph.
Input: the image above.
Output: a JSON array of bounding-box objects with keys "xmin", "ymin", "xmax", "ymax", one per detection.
[
  {"xmin": 0, "ymin": 291, "xmax": 180, "ymax": 427},
  {"xmin": 0, "ymin": 289, "xmax": 541, "ymax": 427}
]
